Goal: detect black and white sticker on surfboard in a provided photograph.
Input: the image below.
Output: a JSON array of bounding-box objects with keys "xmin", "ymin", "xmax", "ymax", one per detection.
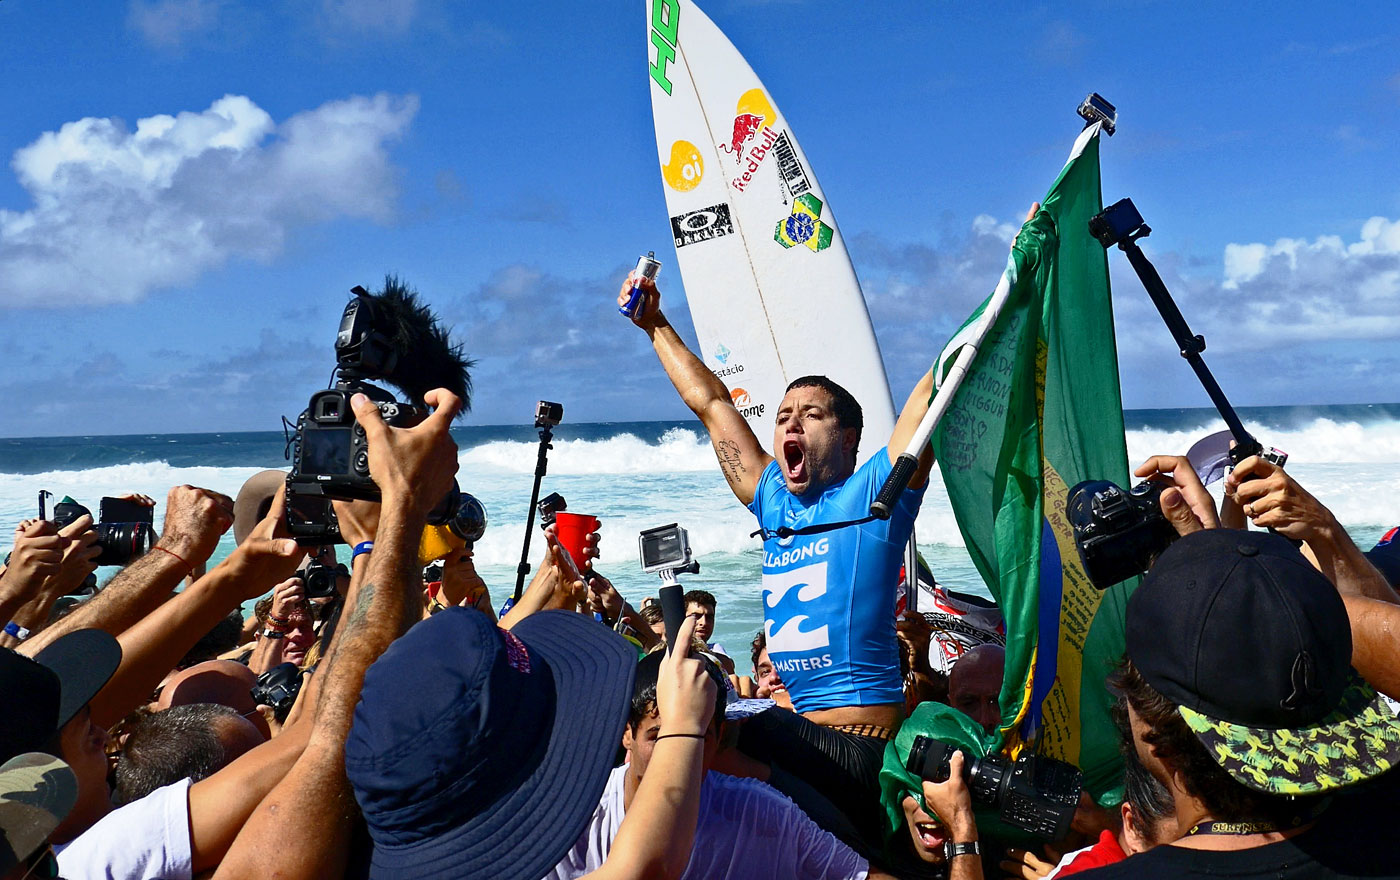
[{"xmin": 671, "ymin": 203, "xmax": 735, "ymax": 247}]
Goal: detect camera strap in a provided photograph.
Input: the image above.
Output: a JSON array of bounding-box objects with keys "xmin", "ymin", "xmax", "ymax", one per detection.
[{"xmin": 750, "ymin": 514, "xmax": 877, "ymax": 542}]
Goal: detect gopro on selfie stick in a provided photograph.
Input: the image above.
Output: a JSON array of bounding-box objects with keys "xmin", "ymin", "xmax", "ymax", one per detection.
[{"xmin": 638, "ymin": 523, "xmax": 700, "ymax": 653}]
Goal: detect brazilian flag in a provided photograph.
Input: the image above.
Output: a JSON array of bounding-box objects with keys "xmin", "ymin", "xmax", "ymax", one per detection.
[{"xmin": 930, "ymin": 124, "xmax": 1132, "ymax": 803}]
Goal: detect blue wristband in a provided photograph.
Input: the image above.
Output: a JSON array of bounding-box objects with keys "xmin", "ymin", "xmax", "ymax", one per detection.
[
  {"xmin": 352, "ymin": 541, "xmax": 375, "ymax": 560},
  {"xmin": 4, "ymin": 621, "xmax": 30, "ymax": 641}
]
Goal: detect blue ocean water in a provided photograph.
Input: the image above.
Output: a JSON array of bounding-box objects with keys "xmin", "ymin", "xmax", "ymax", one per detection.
[{"xmin": 2, "ymin": 403, "xmax": 1398, "ymax": 663}]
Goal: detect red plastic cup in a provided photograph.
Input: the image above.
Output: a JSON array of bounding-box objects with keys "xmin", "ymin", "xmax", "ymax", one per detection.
[{"xmin": 552, "ymin": 512, "xmax": 600, "ymax": 575}]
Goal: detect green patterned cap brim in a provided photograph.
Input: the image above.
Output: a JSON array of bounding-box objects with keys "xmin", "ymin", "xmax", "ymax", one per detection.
[
  {"xmin": 1180, "ymin": 674, "xmax": 1400, "ymax": 796},
  {"xmin": 0, "ymin": 752, "xmax": 78, "ymax": 871}
]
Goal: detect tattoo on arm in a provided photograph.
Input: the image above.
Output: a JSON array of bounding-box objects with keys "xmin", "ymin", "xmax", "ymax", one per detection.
[{"xmin": 717, "ymin": 440, "xmax": 747, "ymax": 486}]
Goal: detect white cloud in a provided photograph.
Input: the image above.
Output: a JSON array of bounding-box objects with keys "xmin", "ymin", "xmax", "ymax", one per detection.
[
  {"xmin": 126, "ymin": 0, "xmax": 224, "ymax": 49},
  {"xmin": 0, "ymin": 93, "xmax": 418, "ymax": 308},
  {"xmin": 1215, "ymin": 217, "xmax": 1400, "ymax": 340}
]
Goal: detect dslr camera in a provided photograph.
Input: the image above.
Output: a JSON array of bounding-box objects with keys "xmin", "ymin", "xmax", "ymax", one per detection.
[
  {"xmin": 45, "ymin": 493, "xmax": 156, "ymax": 568},
  {"xmin": 284, "ymin": 280, "xmax": 473, "ymax": 544},
  {"xmin": 296, "ymin": 559, "xmax": 348, "ymax": 600},
  {"xmin": 250, "ymin": 662, "xmax": 306, "ymax": 723},
  {"xmin": 1067, "ymin": 479, "xmax": 1176, "ymax": 590},
  {"xmin": 905, "ymin": 736, "xmax": 1082, "ymax": 841}
]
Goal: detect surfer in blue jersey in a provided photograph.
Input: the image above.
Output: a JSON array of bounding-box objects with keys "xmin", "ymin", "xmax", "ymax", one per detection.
[{"xmin": 619, "ymin": 272, "xmax": 936, "ymax": 854}]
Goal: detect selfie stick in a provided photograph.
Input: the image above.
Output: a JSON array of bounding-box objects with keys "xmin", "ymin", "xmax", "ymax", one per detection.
[
  {"xmin": 658, "ymin": 572, "xmax": 688, "ymax": 655},
  {"xmin": 513, "ymin": 409, "xmax": 560, "ymax": 601},
  {"xmin": 1088, "ymin": 199, "xmax": 1264, "ymax": 464}
]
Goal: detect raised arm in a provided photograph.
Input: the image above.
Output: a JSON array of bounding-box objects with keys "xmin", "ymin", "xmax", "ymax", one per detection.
[
  {"xmin": 21, "ymin": 486, "xmax": 234, "ymax": 656},
  {"xmin": 212, "ymin": 388, "xmax": 462, "ymax": 880},
  {"xmin": 619, "ymin": 273, "xmax": 772, "ymax": 505},
  {"xmin": 1227, "ymin": 456, "xmax": 1399, "ymax": 604},
  {"xmin": 584, "ymin": 615, "xmax": 714, "ymax": 880},
  {"xmin": 888, "ymin": 367, "xmax": 937, "ymax": 488},
  {"xmin": 86, "ymin": 491, "xmax": 303, "ymax": 728}
]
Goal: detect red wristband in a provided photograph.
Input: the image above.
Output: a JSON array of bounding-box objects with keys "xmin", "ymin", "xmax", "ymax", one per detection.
[{"xmin": 153, "ymin": 545, "xmax": 191, "ymax": 574}]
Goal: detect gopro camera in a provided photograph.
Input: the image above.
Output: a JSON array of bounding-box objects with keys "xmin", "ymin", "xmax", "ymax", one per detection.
[
  {"xmin": 1076, "ymin": 92, "xmax": 1117, "ymax": 136},
  {"xmin": 537, "ymin": 492, "xmax": 567, "ymax": 528},
  {"xmin": 1088, "ymin": 198, "xmax": 1149, "ymax": 249},
  {"xmin": 639, "ymin": 523, "xmax": 696, "ymax": 574},
  {"xmin": 535, "ymin": 400, "xmax": 563, "ymax": 429}
]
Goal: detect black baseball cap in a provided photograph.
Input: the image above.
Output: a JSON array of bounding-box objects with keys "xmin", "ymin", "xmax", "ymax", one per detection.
[
  {"xmin": 345, "ymin": 608, "xmax": 636, "ymax": 879},
  {"xmin": 0, "ymin": 630, "xmax": 122, "ymax": 764},
  {"xmin": 1128, "ymin": 529, "xmax": 1400, "ymax": 795}
]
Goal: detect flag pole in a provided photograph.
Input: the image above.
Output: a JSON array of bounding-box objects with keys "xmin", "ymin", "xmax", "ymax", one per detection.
[
  {"xmin": 870, "ymin": 270, "xmax": 1015, "ymax": 518},
  {"xmin": 871, "ymin": 102, "xmax": 1112, "ymax": 520}
]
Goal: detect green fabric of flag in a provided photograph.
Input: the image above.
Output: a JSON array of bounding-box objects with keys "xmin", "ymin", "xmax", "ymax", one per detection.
[{"xmin": 929, "ymin": 126, "xmax": 1133, "ymax": 804}]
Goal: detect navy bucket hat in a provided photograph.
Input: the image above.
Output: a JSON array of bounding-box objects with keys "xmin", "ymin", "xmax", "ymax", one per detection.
[{"xmin": 345, "ymin": 608, "xmax": 636, "ymax": 879}]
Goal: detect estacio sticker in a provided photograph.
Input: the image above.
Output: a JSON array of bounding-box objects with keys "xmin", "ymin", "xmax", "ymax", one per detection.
[
  {"xmin": 775, "ymin": 193, "xmax": 833, "ymax": 253},
  {"xmin": 662, "ymin": 140, "xmax": 704, "ymax": 191},
  {"xmin": 671, "ymin": 203, "xmax": 734, "ymax": 247}
]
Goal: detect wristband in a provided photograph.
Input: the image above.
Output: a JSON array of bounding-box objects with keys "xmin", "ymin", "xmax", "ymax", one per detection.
[
  {"xmin": 944, "ymin": 841, "xmax": 980, "ymax": 860},
  {"xmin": 654, "ymin": 732, "xmax": 706, "ymax": 742},
  {"xmin": 352, "ymin": 541, "xmax": 375, "ymax": 560},
  {"xmin": 153, "ymin": 545, "xmax": 191, "ymax": 573},
  {"xmin": 3, "ymin": 621, "xmax": 30, "ymax": 641},
  {"xmin": 261, "ymin": 629, "xmax": 286, "ymax": 640}
]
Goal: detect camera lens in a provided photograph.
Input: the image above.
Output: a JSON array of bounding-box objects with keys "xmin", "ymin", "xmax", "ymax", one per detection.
[
  {"xmin": 447, "ymin": 493, "xmax": 487, "ymax": 543},
  {"xmin": 94, "ymin": 522, "xmax": 155, "ymax": 566}
]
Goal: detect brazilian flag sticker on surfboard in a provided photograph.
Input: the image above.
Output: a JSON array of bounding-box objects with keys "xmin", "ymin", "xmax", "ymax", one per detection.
[{"xmin": 774, "ymin": 193, "xmax": 833, "ymax": 252}]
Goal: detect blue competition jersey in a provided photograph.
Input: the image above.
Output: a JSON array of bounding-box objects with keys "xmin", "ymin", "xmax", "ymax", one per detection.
[{"xmin": 747, "ymin": 447, "xmax": 926, "ymax": 713}]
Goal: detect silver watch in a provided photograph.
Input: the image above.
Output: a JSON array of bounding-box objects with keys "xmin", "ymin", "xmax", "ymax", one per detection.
[{"xmin": 944, "ymin": 840, "xmax": 980, "ymax": 860}]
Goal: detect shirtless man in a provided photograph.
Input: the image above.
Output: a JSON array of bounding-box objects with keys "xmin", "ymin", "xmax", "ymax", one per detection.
[{"xmin": 618, "ymin": 272, "xmax": 935, "ymax": 848}]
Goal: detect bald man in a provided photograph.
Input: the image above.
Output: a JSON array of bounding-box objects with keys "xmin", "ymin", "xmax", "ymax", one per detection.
[{"xmin": 946, "ymin": 644, "xmax": 1004, "ymax": 735}]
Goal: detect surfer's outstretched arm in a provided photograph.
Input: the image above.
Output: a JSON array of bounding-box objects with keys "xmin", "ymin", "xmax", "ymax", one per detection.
[
  {"xmin": 619, "ymin": 274, "xmax": 774, "ymax": 505},
  {"xmin": 889, "ymin": 368, "xmax": 937, "ymax": 488}
]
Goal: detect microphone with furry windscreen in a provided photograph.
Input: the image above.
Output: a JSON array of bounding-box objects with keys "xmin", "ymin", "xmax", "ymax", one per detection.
[{"xmin": 283, "ymin": 276, "xmax": 475, "ymax": 544}]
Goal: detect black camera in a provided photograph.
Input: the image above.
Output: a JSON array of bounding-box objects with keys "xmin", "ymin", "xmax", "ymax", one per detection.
[
  {"xmin": 46, "ymin": 494, "xmax": 156, "ymax": 568},
  {"xmin": 1067, "ymin": 479, "xmax": 1177, "ymax": 589},
  {"xmin": 1087, "ymin": 198, "xmax": 1148, "ymax": 249},
  {"xmin": 250, "ymin": 662, "xmax": 307, "ymax": 723},
  {"xmin": 537, "ymin": 492, "xmax": 566, "ymax": 528},
  {"xmin": 905, "ymin": 736, "xmax": 1082, "ymax": 840},
  {"xmin": 296, "ymin": 559, "xmax": 347, "ymax": 600},
  {"xmin": 535, "ymin": 400, "xmax": 563, "ymax": 429},
  {"xmin": 284, "ymin": 280, "xmax": 472, "ymax": 544}
]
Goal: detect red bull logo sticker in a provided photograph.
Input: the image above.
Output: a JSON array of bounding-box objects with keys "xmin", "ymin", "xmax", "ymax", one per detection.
[{"xmin": 718, "ymin": 89, "xmax": 781, "ymax": 193}]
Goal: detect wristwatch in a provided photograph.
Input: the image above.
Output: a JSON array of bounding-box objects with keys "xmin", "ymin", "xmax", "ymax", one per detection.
[{"xmin": 944, "ymin": 840, "xmax": 980, "ymax": 860}]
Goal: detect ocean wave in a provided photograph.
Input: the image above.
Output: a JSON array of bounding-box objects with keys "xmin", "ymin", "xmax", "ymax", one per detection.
[{"xmin": 460, "ymin": 427, "xmax": 718, "ymax": 475}]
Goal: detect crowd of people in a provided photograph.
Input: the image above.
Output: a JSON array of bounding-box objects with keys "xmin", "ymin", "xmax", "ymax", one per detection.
[{"xmin": 2, "ymin": 270, "xmax": 1398, "ymax": 879}]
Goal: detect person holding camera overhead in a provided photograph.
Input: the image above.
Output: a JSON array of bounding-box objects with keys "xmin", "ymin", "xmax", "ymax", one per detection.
[{"xmin": 617, "ymin": 269, "xmax": 939, "ymax": 850}]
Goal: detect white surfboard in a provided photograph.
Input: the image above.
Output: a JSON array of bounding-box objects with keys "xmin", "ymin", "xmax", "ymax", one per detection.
[{"xmin": 645, "ymin": 0, "xmax": 895, "ymax": 464}]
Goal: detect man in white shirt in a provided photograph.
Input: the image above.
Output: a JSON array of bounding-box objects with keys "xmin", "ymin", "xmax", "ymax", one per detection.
[{"xmin": 550, "ymin": 650, "xmax": 886, "ymax": 880}]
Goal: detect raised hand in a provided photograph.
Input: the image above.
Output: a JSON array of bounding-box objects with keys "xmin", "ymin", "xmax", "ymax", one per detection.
[
  {"xmin": 617, "ymin": 272, "xmax": 662, "ymax": 326},
  {"xmin": 349, "ymin": 389, "xmax": 461, "ymax": 520},
  {"xmin": 158, "ymin": 485, "xmax": 236, "ymax": 568},
  {"xmin": 656, "ymin": 614, "xmax": 717, "ymax": 736},
  {"xmin": 1133, "ymin": 454, "xmax": 1221, "ymax": 537}
]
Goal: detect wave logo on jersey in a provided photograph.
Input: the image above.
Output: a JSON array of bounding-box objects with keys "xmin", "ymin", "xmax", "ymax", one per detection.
[
  {"xmin": 662, "ymin": 140, "xmax": 705, "ymax": 191},
  {"xmin": 763, "ymin": 562, "xmax": 830, "ymax": 652}
]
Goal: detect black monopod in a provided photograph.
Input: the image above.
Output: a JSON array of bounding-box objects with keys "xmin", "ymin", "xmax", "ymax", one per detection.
[
  {"xmin": 513, "ymin": 401, "xmax": 564, "ymax": 601},
  {"xmin": 1087, "ymin": 199, "xmax": 1284, "ymax": 470}
]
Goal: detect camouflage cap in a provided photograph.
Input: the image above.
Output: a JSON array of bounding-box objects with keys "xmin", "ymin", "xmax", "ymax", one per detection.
[
  {"xmin": 0, "ymin": 752, "xmax": 77, "ymax": 873},
  {"xmin": 1131, "ymin": 529, "xmax": 1400, "ymax": 796}
]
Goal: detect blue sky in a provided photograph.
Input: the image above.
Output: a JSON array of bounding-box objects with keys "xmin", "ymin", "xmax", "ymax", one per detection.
[{"xmin": 1, "ymin": 1, "xmax": 1397, "ymax": 436}]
